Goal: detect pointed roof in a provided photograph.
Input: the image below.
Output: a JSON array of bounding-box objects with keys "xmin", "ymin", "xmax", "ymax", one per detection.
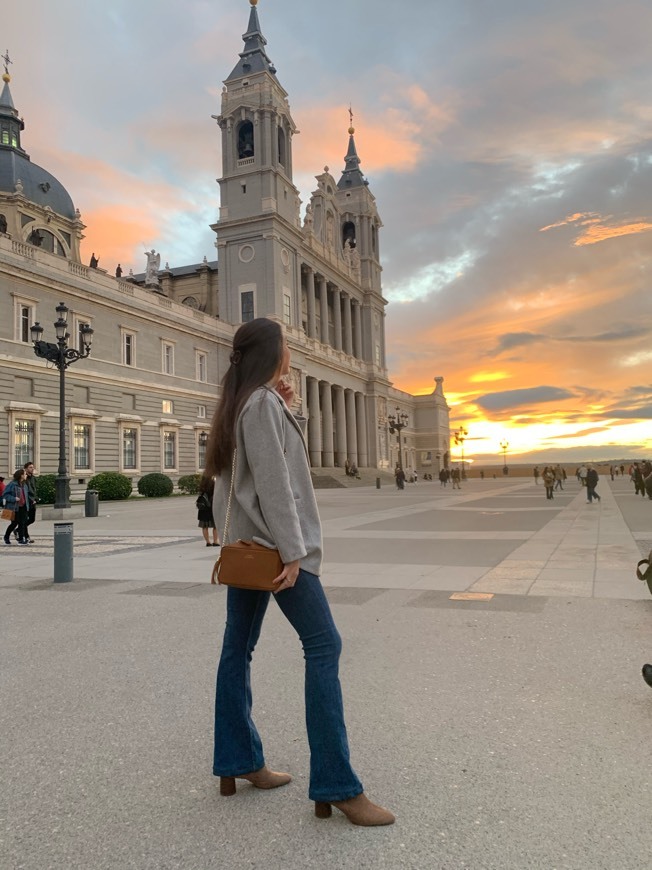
[
  {"xmin": 337, "ymin": 126, "xmax": 368, "ymax": 190},
  {"xmin": 0, "ymin": 79, "xmax": 16, "ymax": 112},
  {"xmin": 225, "ymin": 0, "xmax": 278, "ymax": 83}
]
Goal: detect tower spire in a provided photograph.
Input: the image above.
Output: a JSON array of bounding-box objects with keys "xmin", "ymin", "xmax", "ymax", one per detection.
[
  {"xmin": 0, "ymin": 51, "xmax": 25, "ymax": 152},
  {"xmin": 337, "ymin": 109, "xmax": 367, "ymax": 190},
  {"xmin": 225, "ymin": 0, "xmax": 278, "ymax": 82}
]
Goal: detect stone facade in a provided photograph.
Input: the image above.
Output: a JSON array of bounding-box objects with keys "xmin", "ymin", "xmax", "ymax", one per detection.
[{"xmin": 0, "ymin": 6, "xmax": 450, "ymax": 488}]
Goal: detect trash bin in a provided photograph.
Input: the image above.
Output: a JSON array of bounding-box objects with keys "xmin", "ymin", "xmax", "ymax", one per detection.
[{"xmin": 84, "ymin": 489, "xmax": 99, "ymax": 518}]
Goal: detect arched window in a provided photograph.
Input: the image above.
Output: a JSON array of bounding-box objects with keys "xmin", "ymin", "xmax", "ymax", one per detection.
[
  {"xmin": 371, "ymin": 224, "xmax": 377, "ymax": 253},
  {"xmin": 277, "ymin": 127, "xmax": 287, "ymax": 171},
  {"xmin": 237, "ymin": 120, "xmax": 254, "ymax": 159},
  {"xmin": 28, "ymin": 228, "xmax": 65, "ymax": 256},
  {"xmin": 342, "ymin": 221, "xmax": 356, "ymax": 248}
]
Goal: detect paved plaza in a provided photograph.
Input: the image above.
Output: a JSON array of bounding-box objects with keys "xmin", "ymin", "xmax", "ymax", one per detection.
[{"xmin": 2, "ymin": 475, "xmax": 652, "ymax": 869}]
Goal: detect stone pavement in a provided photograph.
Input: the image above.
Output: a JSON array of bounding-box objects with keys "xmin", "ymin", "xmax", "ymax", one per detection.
[{"xmin": 2, "ymin": 475, "xmax": 652, "ymax": 869}]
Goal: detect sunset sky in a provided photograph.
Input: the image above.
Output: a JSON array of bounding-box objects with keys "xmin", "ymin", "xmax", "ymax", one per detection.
[{"xmin": 4, "ymin": 0, "xmax": 652, "ymax": 462}]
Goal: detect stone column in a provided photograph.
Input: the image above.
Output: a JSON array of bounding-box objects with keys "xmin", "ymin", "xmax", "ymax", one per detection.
[
  {"xmin": 332, "ymin": 287, "xmax": 342, "ymax": 351},
  {"xmin": 353, "ymin": 300, "xmax": 363, "ymax": 359},
  {"xmin": 306, "ymin": 266, "xmax": 316, "ymax": 338},
  {"xmin": 355, "ymin": 392, "xmax": 368, "ymax": 467},
  {"xmin": 307, "ymin": 377, "xmax": 322, "ymax": 467},
  {"xmin": 320, "ymin": 382, "xmax": 334, "ymax": 467},
  {"xmin": 319, "ymin": 277, "xmax": 329, "ymax": 344},
  {"xmin": 345, "ymin": 389, "xmax": 357, "ymax": 466},
  {"xmin": 343, "ymin": 294, "xmax": 353, "ymax": 356},
  {"xmin": 334, "ymin": 385, "xmax": 347, "ymax": 467}
]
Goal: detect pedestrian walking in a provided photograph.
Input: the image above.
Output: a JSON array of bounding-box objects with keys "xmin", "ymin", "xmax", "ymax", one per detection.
[
  {"xmin": 578, "ymin": 464, "xmax": 588, "ymax": 487},
  {"xmin": 586, "ymin": 465, "xmax": 601, "ymax": 503},
  {"xmin": 3, "ymin": 468, "xmax": 30, "ymax": 545},
  {"xmin": 554, "ymin": 465, "xmax": 564, "ymax": 490},
  {"xmin": 23, "ymin": 461, "xmax": 38, "ymax": 543},
  {"xmin": 394, "ymin": 466, "xmax": 406, "ymax": 490},
  {"xmin": 439, "ymin": 468, "xmax": 448, "ymax": 487},
  {"xmin": 533, "ymin": 465, "xmax": 540, "ymax": 485},
  {"xmin": 542, "ymin": 466, "xmax": 555, "ymax": 499},
  {"xmin": 451, "ymin": 467, "xmax": 461, "ymax": 489},
  {"xmin": 196, "ymin": 472, "xmax": 219, "ymax": 547},
  {"xmin": 206, "ymin": 317, "xmax": 394, "ymax": 827}
]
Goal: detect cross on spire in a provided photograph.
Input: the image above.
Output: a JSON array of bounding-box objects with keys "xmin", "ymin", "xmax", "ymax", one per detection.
[{"xmin": 2, "ymin": 50, "xmax": 12, "ymax": 77}]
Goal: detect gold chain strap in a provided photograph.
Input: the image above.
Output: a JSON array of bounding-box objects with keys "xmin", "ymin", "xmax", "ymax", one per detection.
[{"xmin": 221, "ymin": 448, "xmax": 237, "ymax": 546}]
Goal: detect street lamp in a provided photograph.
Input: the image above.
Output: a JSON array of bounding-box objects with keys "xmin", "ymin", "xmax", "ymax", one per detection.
[
  {"xmin": 500, "ymin": 439, "xmax": 509, "ymax": 475},
  {"xmin": 31, "ymin": 302, "xmax": 93, "ymax": 509},
  {"xmin": 388, "ymin": 407, "xmax": 409, "ymax": 472},
  {"xmin": 454, "ymin": 425, "xmax": 468, "ymax": 480}
]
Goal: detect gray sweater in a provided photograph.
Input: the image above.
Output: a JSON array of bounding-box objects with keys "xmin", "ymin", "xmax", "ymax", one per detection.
[{"xmin": 213, "ymin": 386, "xmax": 323, "ymax": 576}]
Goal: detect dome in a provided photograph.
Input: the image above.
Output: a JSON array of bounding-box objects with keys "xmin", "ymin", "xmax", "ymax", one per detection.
[{"xmin": 0, "ymin": 148, "xmax": 76, "ymax": 220}]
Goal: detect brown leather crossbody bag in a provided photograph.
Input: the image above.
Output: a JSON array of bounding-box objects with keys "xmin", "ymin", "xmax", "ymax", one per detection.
[{"xmin": 211, "ymin": 449, "xmax": 283, "ymax": 592}]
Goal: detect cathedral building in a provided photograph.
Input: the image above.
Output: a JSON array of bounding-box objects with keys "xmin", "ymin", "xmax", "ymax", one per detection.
[{"xmin": 0, "ymin": 1, "xmax": 450, "ymax": 488}]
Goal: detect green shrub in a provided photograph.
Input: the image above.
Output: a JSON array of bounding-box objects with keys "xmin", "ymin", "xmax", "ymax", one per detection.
[
  {"xmin": 178, "ymin": 473, "xmax": 201, "ymax": 494},
  {"xmin": 35, "ymin": 473, "xmax": 57, "ymax": 505},
  {"xmin": 88, "ymin": 472, "xmax": 133, "ymax": 501},
  {"xmin": 138, "ymin": 472, "xmax": 174, "ymax": 498}
]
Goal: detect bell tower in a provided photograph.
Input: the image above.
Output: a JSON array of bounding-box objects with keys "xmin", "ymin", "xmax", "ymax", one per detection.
[{"xmin": 212, "ymin": 0, "xmax": 303, "ymax": 325}]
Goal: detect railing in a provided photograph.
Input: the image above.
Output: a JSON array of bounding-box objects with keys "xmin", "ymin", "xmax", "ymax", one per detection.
[
  {"xmin": 116, "ymin": 281, "xmax": 135, "ymax": 296},
  {"xmin": 157, "ymin": 296, "xmax": 172, "ymax": 308},
  {"xmin": 237, "ymin": 157, "xmax": 255, "ymax": 167},
  {"xmin": 11, "ymin": 240, "xmax": 35, "ymax": 259},
  {"xmin": 192, "ymin": 310, "xmax": 205, "ymax": 321},
  {"xmin": 69, "ymin": 261, "xmax": 90, "ymax": 278}
]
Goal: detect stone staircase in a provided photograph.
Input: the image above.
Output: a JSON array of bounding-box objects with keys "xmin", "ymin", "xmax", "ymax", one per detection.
[{"xmin": 311, "ymin": 468, "xmax": 397, "ymax": 489}]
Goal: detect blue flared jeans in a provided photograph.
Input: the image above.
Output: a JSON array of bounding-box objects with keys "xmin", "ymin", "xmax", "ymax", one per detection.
[{"xmin": 213, "ymin": 569, "xmax": 363, "ymax": 802}]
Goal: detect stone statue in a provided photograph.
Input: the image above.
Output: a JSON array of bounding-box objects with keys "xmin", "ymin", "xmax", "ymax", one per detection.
[
  {"xmin": 350, "ymin": 243, "xmax": 360, "ymax": 272},
  {"xmin": 115, "ymin": 264, "xmax": 123, "ymax": 278},
  {"xmin": 303, "ymin": 202, "xmax": 314, "ymax": 232},
  {"xmin": 343, "ymin": 237, "xmax": 353, "ymax": 266},
  {"xmin": 0, "ymin": 214, "xmax": 7, "ymax": 234},
  {"xmin": 144, "ymin": 249, "xmax": 160, "ymax": 286},
  {"xmin": 90, "ymin": 253, "xmax": 99, "ymax": 268}
]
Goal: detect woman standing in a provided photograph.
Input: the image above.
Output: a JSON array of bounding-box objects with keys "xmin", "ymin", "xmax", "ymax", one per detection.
[
  {"xmin": 196, "ymin": 472, "xmax": 219, "ymax": 547},
  {"xmin": 3, "ymin": 468, "xmax": 30, "ymax": 545},
  {"xmin": 206, "ymin": 318, "xmax": 394, "ymax": 826}
]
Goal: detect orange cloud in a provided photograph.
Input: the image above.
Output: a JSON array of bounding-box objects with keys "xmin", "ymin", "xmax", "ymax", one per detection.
[{"xmin": 540, "ymin": 211, "xmax": 652, "ymax": 246}]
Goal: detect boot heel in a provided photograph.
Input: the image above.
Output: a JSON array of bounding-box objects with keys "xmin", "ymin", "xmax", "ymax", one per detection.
[
  {"xmin": 315, "ymin": 801, "xmax": 332, "ymax": 818},
  {"xmin": 220, "ymin": 777, "xmax": 236, "ymax": 796}
]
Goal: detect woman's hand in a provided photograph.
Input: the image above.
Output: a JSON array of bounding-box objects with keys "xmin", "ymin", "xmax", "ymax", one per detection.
[
  {"xmin": 273, "ymin": 559, "xmax": 301, "ymax": 593},
  {"xmin": 275, "ymin": 378, "xmax": 295, "ymax": 407}
]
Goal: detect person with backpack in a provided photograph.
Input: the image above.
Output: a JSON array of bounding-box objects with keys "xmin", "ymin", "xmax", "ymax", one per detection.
[{"xmin": 196, "ymin": 472, "xmax": 219, "ymax": 547}]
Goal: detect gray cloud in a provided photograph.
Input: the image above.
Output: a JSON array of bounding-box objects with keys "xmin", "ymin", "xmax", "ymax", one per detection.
[{"xmin": 475, "ymin": 386, "xmax": 576, "ymax": 412}]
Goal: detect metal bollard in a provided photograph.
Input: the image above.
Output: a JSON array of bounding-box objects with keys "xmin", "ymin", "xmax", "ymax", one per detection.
[
  {"xmin": 376, "ymin": 477, "xmax": 381, "ymax": 489},
  {"xmin": 53, "ymin": 522, "xmax": 74, "ymax": 583}
]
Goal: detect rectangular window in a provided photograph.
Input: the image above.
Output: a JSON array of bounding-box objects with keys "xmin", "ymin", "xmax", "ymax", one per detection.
[
  {"xmin": 162, "ymin": 342, "xmax": 175, "ymax": 375},
  {"xmin": 14, "ymin": 419, "xmax": 35, "ymax": 468},
  {"xmin": 122, "ymin": 428, "xmax": 138, "ymax": 470},
  {"xmin": 283, "ymin": 293, "xmax": 291, "ymax": 325},
  {"xmin": 73, "ymin": 314, "xmax": 92, "ymax": 353},
  {"xmin": 14, "ymin": 300, "xmax": 35, "ymax": 343},
  {"xmin": 122, "ymin": 331, "xmax": 136, "ymax": 366},
  {"xmin": 73, "ymin": 423, "xmax": 91, "ymax": 470},
  {"xmin": 241, "ymin": 290, "xmax": 254, "ymax": 323},
  {"xmin": 197, "ymin": 405, "xmax": 206, "ymax": 419},
  {"xmin": 162, "ymin": 400, "xmax": 173, "ymax": 415},
  {"xmin": 198, "ymin": 433, "xmax": 208, "ymax": 469},
  {"xmin": 196, "ymin": 351, "xmax": 207, "ymax": 383},
  {"xmin": 163, "ymin": 431, "xmax": 176, "ymax": 470}
]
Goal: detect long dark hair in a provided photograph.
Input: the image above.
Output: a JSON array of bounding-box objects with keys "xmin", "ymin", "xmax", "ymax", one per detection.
[{"xmin": 206, "ymin": 318, "xmax": 284, "ymax": 476}]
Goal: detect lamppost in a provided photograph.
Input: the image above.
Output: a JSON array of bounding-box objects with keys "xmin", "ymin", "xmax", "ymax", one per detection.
[
  {"xmin": 388, "ymin": 407, "xmax": 409, "ymax": 472},
  {"xmin": 30, "ymin": 302, "xmax": 93, "ymax": 509},
  {"xmin": 500, "ymin": 439, "xmax": 509, "ymax": 475},
  {"xmin": 454, "ymin": 425, "xmax": 468, "ymax": 480}
]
